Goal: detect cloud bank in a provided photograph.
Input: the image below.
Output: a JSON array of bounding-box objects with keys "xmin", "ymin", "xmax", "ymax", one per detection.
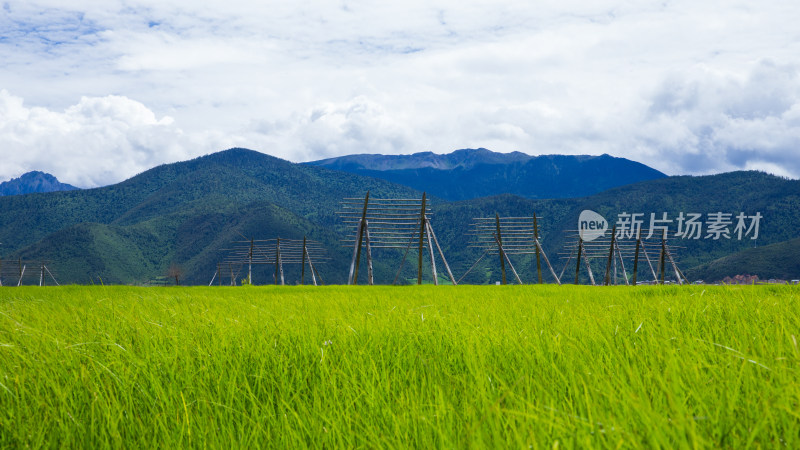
[
  {"xmin": 0, "ymin": 90, "xmax": 194, "ymax": 187},
  {"xmin": 2, "ymin": 0, "xmax": 800, "ymax": 186}
]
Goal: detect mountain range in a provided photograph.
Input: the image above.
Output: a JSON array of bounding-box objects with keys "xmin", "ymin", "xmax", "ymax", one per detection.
[
  {"xmin": 0, "ymin": 149, "xmax": 419, "ymax": 285},
  {"xmin": 686, "ymin": 238, "xmax": 800, "ymax": 282},
  {"xmin": 0, "ymin": 171, "xmax": 78, "ymax": 196},
  {"xmin": 1, "ymin": 148, "xmax": 798, "ymax": 285},
  {"xmin": 308, "ymin": 149, "xmax": 667, "ymax": 200}
]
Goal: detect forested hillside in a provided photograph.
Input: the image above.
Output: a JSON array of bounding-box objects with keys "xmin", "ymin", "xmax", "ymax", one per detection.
[
  {"xmin": 687, "ymin": 237, "xmax": 800, "ymax": 282},
  {"xmin": 1, "ymin": 148, "xmax": 798, "ymax": 285},
  {"xmin": 433, "ymin": 171, "xmax": 800, "ymax": 284},
  {"xmin": 0, "ymin": 149, "xmax": 420, "ymax": 285}
]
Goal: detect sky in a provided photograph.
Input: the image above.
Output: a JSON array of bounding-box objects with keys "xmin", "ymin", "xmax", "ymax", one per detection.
[{"xmin": 2, "ymin": 0, "xmax": 800, "ymax": 187}]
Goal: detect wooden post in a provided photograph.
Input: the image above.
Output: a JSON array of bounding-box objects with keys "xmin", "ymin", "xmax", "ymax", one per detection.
[
  {"xmin": 417, "ymin": 193, "xmax": 427, "ymax": 285},
  {"xmin": 365, "ymin": 220, "xmax": 374, "ymax": 285},
  {"xmin": 425, "ymin": 221, "xmax": 439, "ymax": 285},
  {"xmin": 393, "ymin": 233, "xmax": 417, "ymax": 285},
  {"xmin": 426, "ymin": 222, "xmax": 457, "ymax": 285},
  {"xmin": 534, "ymin": 237, "xmax": 561, "ymax": 285},
  {"xmin": 615, "ymin": 241, "xmax": 629, "ymax": 286},
  {"xmin": 354, "ymin": 220, "xmax": 365, "ymax": 284},
  {"xmin": 44, "ymin": 265, "xmax": 59, "ymax": 286},
  {"xmin": 230, "ymin": 264, "xmax": 235, "ymax": 286},
  {"xmin": 505, "ymin": 252, "xmax": 524, "ymax": 285},
  {"xmin": 495, "ymin": 213, "xmax": 507, "ymax": 285},
  {"xmin": 349, "ymin": 191, "xmax": 369, "ymax": 285},
  {"xmin": 604, "ymin": 225, "xmax": 617, "ymax": 286},
  {"xmin": 457, "ymin": 251, "xmax": 487, "ymax": 285},
  {"xmin": 349, "ymin": 220, "xmax": 362, "ymax": 285},
  {"xmin": 301, "ymin": 236, "xmax": 307, "ymax": 285},
  {"xmin": 275, "ymin": 237, "xmax": 280, "ymax": 285},
  {"xmin": 39, "ymin": 262, "xmax": 44, "ymax": 287},
  {"xmin": 666, "ymin": 247, "xmax": 684, "ymax": 285},
  {"xmin": 632, "ymin": 235, "xmax": 641, "ymax": 285},
  {"xmin": 642, "ymin": 243, "xmax": 658, "ymax": 282},
  {"xmin": 306, "ymin": 249, "xmax": 318, "ymax": 286},
  {"xmin": 575, "ymin": 238, "xmax": 583, "ymax": 285},
  {"xmin": 671, "ymin": 253, "xmax": 691, "ymax": 285},
  {"xmin": 312, "ymin": 262, "xmax": 324, "ymax": 286},
  {"xmin": 278, "ymin": 238, "xmax": 285, "ymax": 286},
  {"xmin": 659, "ymin": 230, "xmax": 667, "ymax": 285},
  {"xmin": 494, "ymin": 235, "xmax": 522, "ymax": 284},
  {"xmin": 18, "ymin": 264, "xmax": 25, "ymax": 287},
  {"xmin": 583, "ymin": 244, "xmax": 596, "ymax": 286},
  {"xmin": 533, "ymin": 213, "xmax": 543, "ymax": 284},
  {"xmin": 246, "ymin": 239, "xmax": 252, "ymax": 285}
]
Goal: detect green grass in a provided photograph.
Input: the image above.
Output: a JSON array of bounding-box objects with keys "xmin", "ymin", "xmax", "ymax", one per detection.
[{"xmin": 1, "ymin": 285, "xmax": 799, "ymax": 448}]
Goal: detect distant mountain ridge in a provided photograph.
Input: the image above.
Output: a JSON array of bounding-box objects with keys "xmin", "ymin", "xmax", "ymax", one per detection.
[
  {"xmin": 311, "ymin": 148, "xmax": 535, "ymax": 171},
  {"xmin": 1, "ymin": 148, "xmax": 798, "ymax": 285},
  {"xmin": 0, "ymin": 171, "xmax": 79, "ymax": 196},
  {"xmin": 307, "ymin": 148, "xmax": 667, "ymax": 200}
]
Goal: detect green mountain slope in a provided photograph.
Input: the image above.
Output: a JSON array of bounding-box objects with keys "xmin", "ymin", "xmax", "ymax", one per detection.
[
  {"xmin": 0, "ymin": 148, "xmax": 421, "ymax": 251},
  {"xmin": 430, "ymin": 172, "xmax": 800, "ymax": 284},
  {"xmin": 0, "ymin": 148, "xmax": 422, "ymax": 285},
  {"xmin": 686, "ymin": 237, "xmax": 800, "ymax": 282},
  {"xmin": 12, "ymin": 201, "xmax": 358, "ymax": 285},
  {"xmin": 1, "ymin": 148, "xmax": 798, "ymax": 285}
]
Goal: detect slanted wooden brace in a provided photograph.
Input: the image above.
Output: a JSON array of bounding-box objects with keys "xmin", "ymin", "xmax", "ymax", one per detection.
[
  {"xmin": 340, "ymin": 191, "xmax": 455, "ymax": 285},
  {"xmin": 559, "ymin": 227, "xmax": 687, "ymax": 285},
  {"xmin": 572, "ymin": 237, "xmax": 596, "ymax": 286},
  {"xmin": 215, "ymin": 236, "xmax": 329, "ymax": 285},
  {"xmin": 0, "ymin": 258, "xmax": 58, "ymax": 286},
  {"xmin": 465, "ymin": 212, "xmax": 560, "ymax": 285}
]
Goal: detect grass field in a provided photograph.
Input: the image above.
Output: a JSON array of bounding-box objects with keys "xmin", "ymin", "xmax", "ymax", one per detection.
[{"xmin": 1, "ymin": 285, "xmax": 799, "ymax": 448}]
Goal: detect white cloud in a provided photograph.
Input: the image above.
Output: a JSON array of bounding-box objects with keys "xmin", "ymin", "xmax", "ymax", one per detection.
[
  {"xmin": 0, "ymin": 90, "xmax": 208, "ymax": 186},
  {"xmin": 2, "ymin": 0, "xmax": 800, "ymax": 183},
  {"xmin": 639, "ymin": 61, "xmax": 800, "ymax": 177}
]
